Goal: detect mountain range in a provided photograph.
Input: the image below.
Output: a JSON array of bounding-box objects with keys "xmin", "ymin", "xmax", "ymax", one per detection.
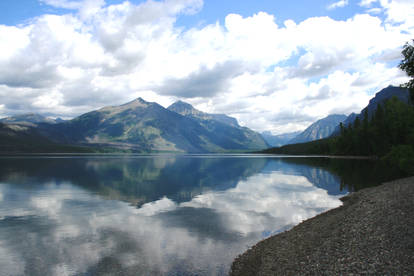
[
  {"xmin": 0, "ymin": 98, "xmax": 268, "ymax": 153},
  {"xmin": 0, "ymin": 113, "xmax": 63, "ymax": 126},
  {"xmin": 1, "ymin": 85, "xmax": 409, "ymax": 153}
]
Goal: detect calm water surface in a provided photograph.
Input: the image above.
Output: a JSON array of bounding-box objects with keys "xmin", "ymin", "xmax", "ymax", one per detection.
[{"xmin": 0, "ymin": 155, "xmax": 401, "ymax": 275}]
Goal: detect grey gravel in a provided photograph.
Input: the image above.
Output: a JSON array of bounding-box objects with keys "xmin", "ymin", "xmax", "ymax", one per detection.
[{"xmin": 230, "ymin": 177, "xmax": 414, "ymax": 275}]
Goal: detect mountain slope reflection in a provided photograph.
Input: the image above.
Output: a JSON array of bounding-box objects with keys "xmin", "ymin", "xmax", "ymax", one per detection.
[
  {"xmin": 262, "ymin": 158, "xmax": 345, "ymax": 195},
  {"xmin": 0, "ymin": 156, "xmax": 267, "ymax": 206}
]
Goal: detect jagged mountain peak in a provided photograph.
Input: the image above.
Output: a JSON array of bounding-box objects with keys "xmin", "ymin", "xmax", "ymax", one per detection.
[
  {"xmin": 168, "ymin": 101, "xmax": 240, "ymax": 127},
  {"xmin": 168, "ymin": 100, "xmax": 200, "ymax": 115},
  {"xmin": 122, "ymin": 97, "xmax": 151, "ymax": 107},
  {"xmin": 168, "ymin": 101, "xmax": 212, "ymax": 119},
  {"xmin": 99, "ymin": 97, "xmax": 156, "ymax": 116},
  {"xmin": 170, "ymin": 100, "xmax": 192, "ymax": 107}
]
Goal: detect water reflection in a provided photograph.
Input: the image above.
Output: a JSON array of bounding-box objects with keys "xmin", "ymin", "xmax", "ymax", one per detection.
[
  {"xmin": 0, "ymin": 155, "xmax": 390, "ymax": 275},
  {"xmin": 0, "ymin": 156, "xmax": 267, "ymax": 207}
]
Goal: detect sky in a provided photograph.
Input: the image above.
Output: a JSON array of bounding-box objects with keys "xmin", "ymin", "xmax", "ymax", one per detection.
[{"xmin": 0, "ymin": 0, "xmax": 413, "ymax": 134}]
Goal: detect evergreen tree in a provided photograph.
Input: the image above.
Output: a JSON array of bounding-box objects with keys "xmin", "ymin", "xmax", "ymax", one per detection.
[{"xmin": 399, "ymin": 39, "xmax": 414, "ymax": 102}]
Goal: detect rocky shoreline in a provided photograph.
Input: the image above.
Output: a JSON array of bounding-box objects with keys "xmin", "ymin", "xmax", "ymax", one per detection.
[{"xmin": 230, "ymin": 177, "xmax": 414, "ymax": 275}]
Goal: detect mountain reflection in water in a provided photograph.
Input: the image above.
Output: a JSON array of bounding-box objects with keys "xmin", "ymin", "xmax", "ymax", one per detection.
[{"xmin": 0, "ymin": 155, "xmax": 400, "ymax": 275}]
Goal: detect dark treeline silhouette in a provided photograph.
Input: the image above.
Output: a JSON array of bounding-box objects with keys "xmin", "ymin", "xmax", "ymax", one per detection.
[{"xmin": 336, "ymin": 97, "xmax": 414, "ymax": 156}]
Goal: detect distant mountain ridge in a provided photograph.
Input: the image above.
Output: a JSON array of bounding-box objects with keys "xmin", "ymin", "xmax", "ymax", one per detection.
[
  {"xmin": 261, "ymin": 131, "xmax": 301, "ymax": 147},
  {"xmin": 19, "ymin": 98, "xmax": 268, "ymax": 153},
  {"xmin": 0, "ymin": 113, "xmax": 59, "ymax": 126},
  {"xmin": 289, "ymin": 114, "xmax": 347, "ymax": 144},
  {"xmin": 0, "ymin": 122, "xmax": 92, "ymax": 153}
]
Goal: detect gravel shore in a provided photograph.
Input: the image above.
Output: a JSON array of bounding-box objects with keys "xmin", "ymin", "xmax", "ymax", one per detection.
[{"xmin": 230, "ymin": 177, "xmax": 414, "ymax": 275}]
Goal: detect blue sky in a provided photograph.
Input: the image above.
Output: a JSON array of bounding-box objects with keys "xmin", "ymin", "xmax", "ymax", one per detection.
[
  {"xmin": 176, "ymin": 0, "xmax": 378, "ymax": 26},
  {"xmin": 0, "ymin": 0, "xmax": 412, "ymax": 134},
  {"xmin": 1, "ymin": 0, "xmax": 382, "ymax": 26}
]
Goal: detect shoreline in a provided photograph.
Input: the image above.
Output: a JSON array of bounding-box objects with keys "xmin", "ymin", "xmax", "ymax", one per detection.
[
  {"xmin": 230, "ymin": 176, "xmax": 414, "ymax": 275},
  {"xmin": 0, "ymin": 152, "xmax": 375, "ymax": 158}
]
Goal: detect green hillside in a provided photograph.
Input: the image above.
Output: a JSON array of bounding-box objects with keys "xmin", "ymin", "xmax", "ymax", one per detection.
[{"xmin": 33, "ymin": 98, "xmax": 268, "ymax": 153}]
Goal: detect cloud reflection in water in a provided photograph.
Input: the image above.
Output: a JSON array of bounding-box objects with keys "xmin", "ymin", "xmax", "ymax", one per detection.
[{"xmin": 0, "ymin": 157, "xmax": 344, "ymax": 275}]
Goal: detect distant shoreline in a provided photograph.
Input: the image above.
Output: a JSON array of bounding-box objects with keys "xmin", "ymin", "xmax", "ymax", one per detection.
[
  {"xmin": 230, "ymin": 176, "xmax": 414, "ymax": 275},
  {"xmin": 0, "ymin": 152, "xmax": 375, "ymax": 159}
]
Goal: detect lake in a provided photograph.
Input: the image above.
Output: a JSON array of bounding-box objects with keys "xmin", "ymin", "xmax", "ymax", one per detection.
[{"xmin": 0, "ymin": 155, "xmax": 403, "ymax": 275}]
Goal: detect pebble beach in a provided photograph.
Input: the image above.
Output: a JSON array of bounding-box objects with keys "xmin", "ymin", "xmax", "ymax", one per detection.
[{"xmin": 230, "ymin": 177, "xmax": 414, "ymax": 275}]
